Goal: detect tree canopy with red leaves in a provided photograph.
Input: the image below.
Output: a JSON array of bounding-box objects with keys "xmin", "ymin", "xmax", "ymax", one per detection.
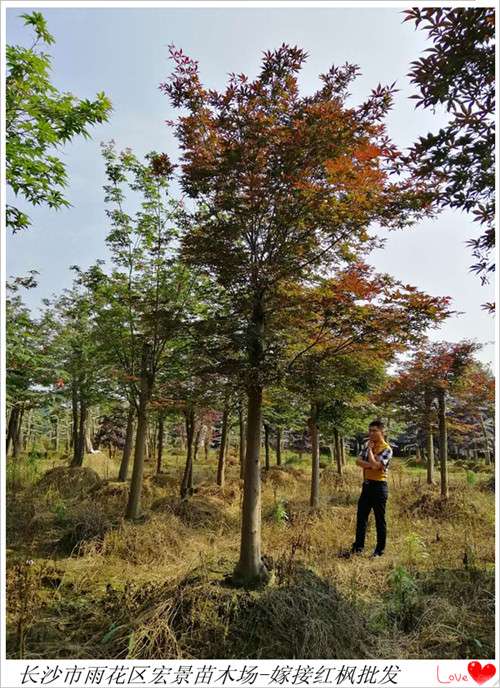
[{"xmin": 160, "ymin": 43, "xmax": 445, "ymax": 586}]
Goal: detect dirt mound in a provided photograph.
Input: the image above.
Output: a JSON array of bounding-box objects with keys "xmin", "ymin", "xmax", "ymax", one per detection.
[
  {"xmin": 151, "ymin": 473, "xmax": 178, "ymax": 489},
  {"xmin": 475, "ymin": 464, "xmax": 493, "ymax": 473},
  {"xmin": 262, "ymin": 466, "xmax": 297, "ymax": 488},
  {"xmin": 151, "ymin": 495, "xmax": 232, "ymax": 530},
  {"xmin": 98, "ymin": 562, "xmax": 375, "ymax": 659},
  {"xmin": 404, "ymin": 492, "xmax": 448, "ymax": 518},
  {"xmin": 91, "ymin": 480, "xmax": 154, "ymax": 509},
  {"xmin": 480, "ymin": 475, "xmax": 495, "ymax": 493},
  {"xmin": 281, "ymin": 465, "xmax": 309, "ymax": 481},
  {"xmin": 322, "ymin": 467, "xmax": 348, "ymax": 484},
  {"xmin": 402, "ymin": 490, "xmax": 477, "ymax": 520},
  {"xmin": 29, "ymin": 510, "xmax": 57, "ymax": 534},
  {"xmin": 96, "ymin": 514, "xmax": 188, "ymax": 564},
  {"xmin": 94, "ymin": 481, "xmax": 130, "ymax": 498},
  {"xmin": 57, "ymin": 501, "xmax": 113, "ymax": 555},
  {"xmin": 37, "ymin": 467, "xmax": 102, "ymax": 498},
  {"xmin": 194, "ymin": 479, "xmax": 241, "ymax": 504}
]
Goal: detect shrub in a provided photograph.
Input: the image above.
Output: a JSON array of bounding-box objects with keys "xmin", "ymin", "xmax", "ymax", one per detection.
[
  {"xmin": 466, "ymin": 470, "xmax": 477, "ymax": 487},
  {"xmin": 403, "ymin": 532, "xmax": 429, "ymax": 566},
  {"xmin": 387, "ymin": 565, "xmax": 421, "ymax": 632},
  {"xmin": 271, "ymin": 499, "xmax": 289, "ymax": 525},
  {"xmin": 53, "ymin": 500, "xmax": 68, "ymax": 525}
]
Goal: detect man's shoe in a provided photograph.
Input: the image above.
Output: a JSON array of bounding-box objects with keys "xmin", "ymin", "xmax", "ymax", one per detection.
[
  {"xmin": 350, "ymin": 543, "xmax": 363, "ymax": 555},
  {"xmin": 371, "ymin": 549, "xmax": 384, "ymax": 558}
]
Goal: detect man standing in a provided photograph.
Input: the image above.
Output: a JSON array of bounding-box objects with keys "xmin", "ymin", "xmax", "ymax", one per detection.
[{"xmin": 351, "ymin": 419, "xmax": 392, "ymax": 557}]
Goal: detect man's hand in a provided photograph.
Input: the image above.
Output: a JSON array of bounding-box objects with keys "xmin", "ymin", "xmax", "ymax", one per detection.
[{"xmin": 367, "ymin": 444, "xmax": 383, "ymax": 469}]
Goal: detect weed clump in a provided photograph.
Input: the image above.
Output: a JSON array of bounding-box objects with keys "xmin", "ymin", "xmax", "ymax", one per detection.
[{"xmin": 6, "ymin": 560, "xmax": 44, "ymax": 658}]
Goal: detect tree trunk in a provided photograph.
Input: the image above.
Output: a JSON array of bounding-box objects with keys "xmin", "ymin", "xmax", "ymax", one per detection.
[
  {"xmin": 180, "ymin": 407, "xmax": 195, "ymax": 499},
  {"xmin": 340, "ymin": 434, "xmax": 346, "ymax": 465},
  {"xmin": 216, "ymin": 404, "xmax": 229, "ymax": 487},
  {"xmin": 84, "ymin": 418, "xmax": 93, "ymax": 454},
  {"xmin": 437, "ymin": 388, "xmax": 448, "ymax": 499},
  {"xmin": 194, "ymin": 425, "xmax": 202, "ymax": 462},
  {"xmin": 264, "ymin": 423, "xmax": 270, "ymax": 471},
  {"xmin": 478, "ymin": 415, "xmax": 491, "ymax": 465},
  {"xmin": 334, "ymin": 427, "xmax": 342, "ymax": 476},
  {"xmin": 276, "ymin": 427, "xmax": 282, "ymax": 466},
  {"xmin": 309, "ymin": 402, "xmax": 320, "ymax": 508},
  {"xmin": 151, "ymin": 419, "xmax": 158, "ymax": 462},
  {"xmin": 6, "ymin": 406, "xmax": 20, "ymax": 456},
  {"xmin": 157, "ymin": 414, "xmax": 165, "ymax": 474},
  {"xmin": 204, "ymin": 424, "xmax": 211, "ymax": 463},
  {"xmin": 125, "ymin": 345, "xmax": 153, "ymax": 520},
  {"xmin": 119, "ymin": 404, "xmax": 135, "ymax": 482},
  {"xmin": 71, "ymin": 383, "xmax": 78, "ymax": 457},
  {"xmin": 238, "ymin": 403, "xmax": 246, "ymax": 480},
  {"xmin": 12, "ymin": 406, "xmax": 25, "ymax": 460},
  {"xmin": 54, "ymin": 415, "xmax": 60, "ymax": 453},
  {"xmin": 424, "ymin": 389, "xmax": 435, "ymax": 485},
  {"xmin": 179, "ymin": 425, "xmax": 186, "ymax": 454},
  {"xmin": 187, "ymin": 438, "xmax": 194, "ymax": 489},
  {"xmin": 72, "ymin": 398, "xmax": 87, "ymax": 467},
  {"xmin": 232, "ymin": 298, "xmax": 270, "ymax": 588},
  {"xmin": 145, "ymin": 422, "xmax": 154, "ymax": 463},
  {"xmin": 233, "ymin": 384, "xmax": 268, "ymax": 586},
  {"xmin": 24, "ymin": 408, "xmax": 33, "ymax": 452}
]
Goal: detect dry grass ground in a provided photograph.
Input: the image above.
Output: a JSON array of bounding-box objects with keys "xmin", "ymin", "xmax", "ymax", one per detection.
[{"xmin": 5, "ymin": 448, "xmax": 496, "ymax": 660}]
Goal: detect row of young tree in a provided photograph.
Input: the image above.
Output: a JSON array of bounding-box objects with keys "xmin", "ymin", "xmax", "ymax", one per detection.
[
  {"xmin": 378, "ymin": 342, "xmax": 494, "ymax": 496},
  {"xmin": 6, "ymin": 9, "xmax": 495, "ymax": 587},
  {"xmin": 6, "ymin": 127, "xmax": 494, "ymax": 584}
]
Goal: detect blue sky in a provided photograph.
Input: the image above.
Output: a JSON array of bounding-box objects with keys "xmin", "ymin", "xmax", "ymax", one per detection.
[{"xmin": 5, "ymin": 6, "xmax": 496, "ymax": 366}]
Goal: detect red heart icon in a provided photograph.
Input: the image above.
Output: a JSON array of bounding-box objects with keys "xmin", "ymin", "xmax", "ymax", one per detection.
[{"xmin": 468, "ymin": 662, "xmax": 496, "ymax": 686}]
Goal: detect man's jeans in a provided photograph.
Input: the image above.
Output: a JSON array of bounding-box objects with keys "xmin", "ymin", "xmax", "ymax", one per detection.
[{"xmin": 353, "ymin": 480, "xmax": 388, "ymax": 553}]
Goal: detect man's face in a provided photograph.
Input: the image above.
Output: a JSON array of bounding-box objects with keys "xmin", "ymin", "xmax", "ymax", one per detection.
[{"xmin": 368, "ymin": 425, "xmax": 383, "ymax": 443}]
